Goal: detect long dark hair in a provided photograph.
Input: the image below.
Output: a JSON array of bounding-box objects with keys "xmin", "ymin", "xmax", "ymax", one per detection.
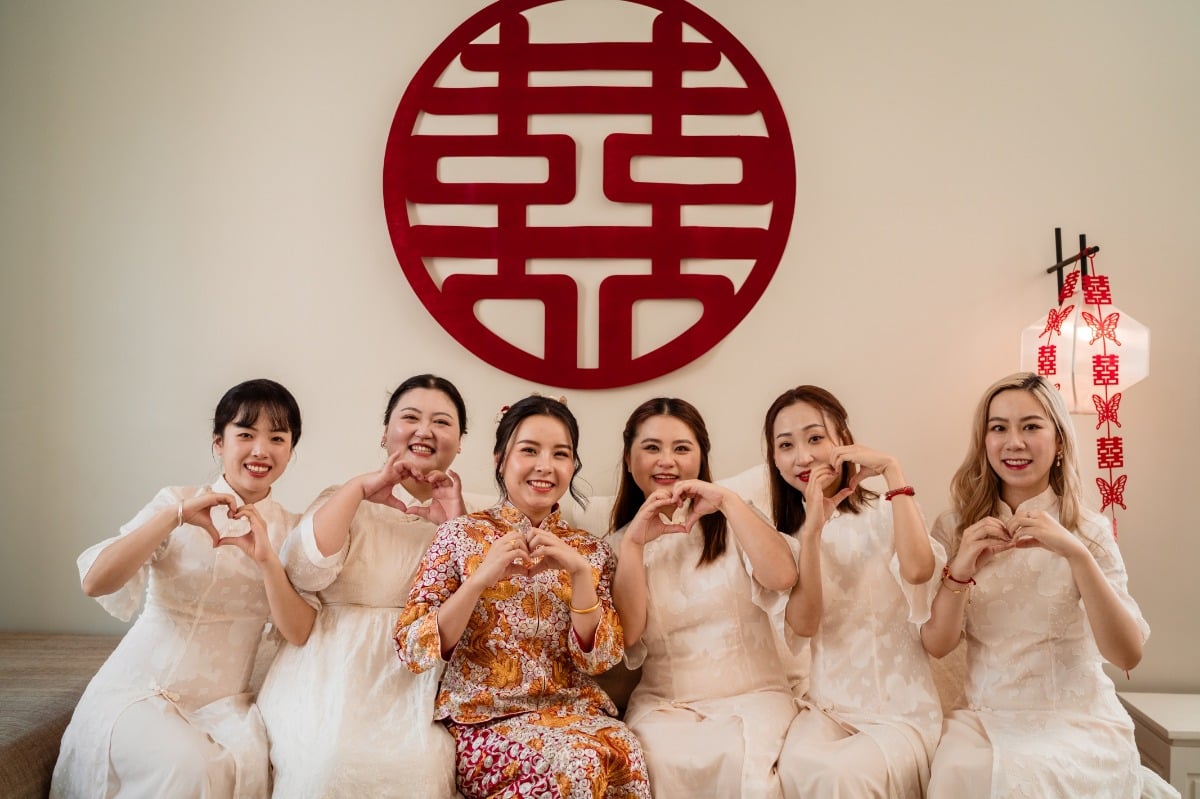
[
  {"xmin": 383, "ymin": 374, "xmax": 468, "ymax": 435},
  {"xmin": 609, "ymin": 397, "xmax": 728, "ymax": 565},
  {"xmin": 764, "ymin": 385, "xmax": 875, "ymax": 536},
  {"xmin": 212, "ymin": 379, "xmax": 302, "ymax": 446},
  {"xmin": 494, "ymin": 395, "xmax": 587, "ymax": 508}
]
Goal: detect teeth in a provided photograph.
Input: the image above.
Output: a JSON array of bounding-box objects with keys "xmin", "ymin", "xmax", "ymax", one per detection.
[
  {"xmin": 411, "ymin": 445, "xmax": 434, "ymax": 455},
  {"xmin": 246, "ymin": 464, "xmax": 268, "ymax": 474},
  {"xmin": 530, "ymin": 481, "xmax": 553, "ymax": 489}
]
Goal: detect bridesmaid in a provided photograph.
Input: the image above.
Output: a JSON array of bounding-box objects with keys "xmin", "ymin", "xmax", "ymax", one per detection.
[
  {"xmin": 606, "ymin": 397, "xmax": 799, "ymax": 798},
  {"xmin": 257, "ymin": 374, "xmax": 468, "ymax": 798},
  {"xmin": 922, "ymin": 373, "xmax": 1178, "ymax": 798},
  {"xmin": 769, "ymin": 385, "xmax": 944, "ymax": 799},
  {"xmin": 52, "ymin": 379, "xmax": 313, "ymax": 798}
]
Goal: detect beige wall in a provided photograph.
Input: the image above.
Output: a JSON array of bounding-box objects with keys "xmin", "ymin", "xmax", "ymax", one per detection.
[{"xmin": 1, "ymin": 1, "xmax": 1196, "ymax": 692}]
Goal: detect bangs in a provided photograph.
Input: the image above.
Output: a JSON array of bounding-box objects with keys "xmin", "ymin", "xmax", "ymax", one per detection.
[{"xmin": 232, "ymin": 401, "xmax": 294, "ymax": 436}]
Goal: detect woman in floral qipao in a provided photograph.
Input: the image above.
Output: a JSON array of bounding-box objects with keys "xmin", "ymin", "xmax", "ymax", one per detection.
[{"xmin": 395, "ymin": 395, "xmax": 650, "ymax": 799}]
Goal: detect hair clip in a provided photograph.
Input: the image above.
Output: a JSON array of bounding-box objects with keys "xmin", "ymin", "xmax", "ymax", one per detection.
[
  {"xmin": 495, "ymin": 404, "xmax": 510, "ymax": 423},
  {"xmin": 530, "ymin": 390, "xmax": 568, "ymax": 406}
]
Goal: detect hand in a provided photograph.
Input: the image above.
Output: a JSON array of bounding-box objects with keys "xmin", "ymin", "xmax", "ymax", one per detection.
[
  {"xmin": 625, "ymin": 488, "xmax": 690, "ymax": 546},
  {"xmin": 215, "ymin": 503, "xmax": 276, "ymax": 564},
  {"xmin": 831, "ymin": 444, "xmax": 897, "ymax": 491},
  {"xmin": 360, "ymin": 449, "xmax": 421, "ymax": 513},
  {"xmin": 406, "ymin": 469, "xmax": 465, "ymax": 525},
  {"xmin": 670, "ymin": 479, "xmax": 726, "ymax": 530},
  {"xmin": 949, "ymin": 516, "xmax": 1014, "ymax": 580},
  {"xmin": 1006, "ymin": 508, "xmax": 1087, "ymax": 560},
  {"xmin": 801, "ymin": 463, "xmax": 852, "ymax": 534},
  {"xmin": 525, "ymin": 527, "xmax": 591, "ymax": 580},
  {"xmin": 475, "ymin": 529, "xmax": 536, "ymax": 586},
  {"xmin": 181, "ymin": 492, "xmax": 239, "ymax": 545}
]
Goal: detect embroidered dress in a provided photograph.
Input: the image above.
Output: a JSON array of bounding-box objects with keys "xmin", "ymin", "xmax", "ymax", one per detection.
[
  {"xmin": 256, "ymin": 485, "xmax": 459, "ymax": 799},
  {"xmin": 51, "ymin": 478, "xmax": 296, "ymax": 799},
  {"xmin": 395, "ymin": 503, "xmax": 650, "ymax": 799},
  {"xmin": 605, "ymin": 522, "xmax": 798, "ymax": 799},
  {"xmin": 778, "ymin": 500, "xmax": 946, "ymax": 799},
  {"xmin": 927, "ymin": 488, "xmax": 1173, "ymax": 799}
]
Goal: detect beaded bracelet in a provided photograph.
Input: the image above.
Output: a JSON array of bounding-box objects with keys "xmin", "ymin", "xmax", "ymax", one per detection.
[
  {"xmin": 884, "ymin": 485, "xmax": 916, "ymax": 501},
  {"xmin": 568, "ymin": 598, "xmax": 602, "ymax": 614}
]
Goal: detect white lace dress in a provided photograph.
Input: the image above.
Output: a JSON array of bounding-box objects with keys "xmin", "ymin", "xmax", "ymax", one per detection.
[
  {"xmin": 928, "ymin": 488, "xmax": 1175, "ymax": 799},
  {"xmin": 606, "ymin": 522, "xmax": 799, "ymax": 799},
  {"xmin": 51, "ymin": 478, "xmax": 296, "ymax": 798},
  {"xmin": 778, "ymin": 499, "xmax": 946, "ymax": 799},
  {"xmin": 255, "ymin": 485, "xmax": 461, "ymax": 799}
]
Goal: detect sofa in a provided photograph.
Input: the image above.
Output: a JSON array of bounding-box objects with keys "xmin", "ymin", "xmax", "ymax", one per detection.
[{"xmin": 0, "ymin": 628, "xmax": 965, "ymax": 799}]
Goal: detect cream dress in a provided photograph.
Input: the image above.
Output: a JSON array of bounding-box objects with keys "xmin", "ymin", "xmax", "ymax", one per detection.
[
  {"xmin": 778, "ymin": 500, "xmax": 945, "ymax": 799},
  {"xmin": 51, "ymin": 478, "xmax": 295, "ymax": 799},
  {"xmin": 927, "ymin": 489, "xmax": 1178, "ymax": 799},
  {"xmin": 606, "ymin": 521, "xmax": 799, "ymax": 799},
  {"xmin": 256, "ymin": 485, "xmax": 463, "ymax": 799}
]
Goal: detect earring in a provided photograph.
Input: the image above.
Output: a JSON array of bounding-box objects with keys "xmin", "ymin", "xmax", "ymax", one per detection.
[
  {"xmin": 1055, "ymin": 451, "xmax": 1063, "ymax": 467},
  {"xmin": 380, "ymin": 437, "xmax": 386, "ymax": 449}
]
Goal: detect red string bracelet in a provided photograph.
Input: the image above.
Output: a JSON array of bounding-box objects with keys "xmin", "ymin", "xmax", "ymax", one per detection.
[
  {"xmin": 942, "ymin": 565, "xmax": 976, "ymax": 586},
  {"xmin": 884, "ymin": 485, "xmax": 915, "ymax": 501}
]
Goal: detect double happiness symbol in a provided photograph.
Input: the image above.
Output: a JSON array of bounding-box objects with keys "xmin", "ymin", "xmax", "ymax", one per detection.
[{"xmin": 383, "ymin": 0, "xmax": 796, "ymax": 389}]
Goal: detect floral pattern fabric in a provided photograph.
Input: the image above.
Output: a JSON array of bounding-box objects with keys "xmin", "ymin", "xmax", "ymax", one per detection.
[{"xmin": 394, "ymin": 503, "xmax": 649, "ymax": 798}]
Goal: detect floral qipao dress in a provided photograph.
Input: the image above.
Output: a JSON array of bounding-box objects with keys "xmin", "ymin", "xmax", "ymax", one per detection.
[
  {"xmin": 929, "ymin": 488, "xmax": 1171, "ymax": 799},
  {"xmin": 52, "ymin": 478, "xmax": 296, "ymax": 799},
  {"xmin": 394, "ymin": 503, "xmax": 650, "ymax": 799}
]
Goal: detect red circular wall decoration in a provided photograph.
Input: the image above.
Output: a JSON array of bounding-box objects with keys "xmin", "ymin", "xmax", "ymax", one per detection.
[{"xmin": 383, "ymin": 0, "xmax": 795, "ymax": 389}]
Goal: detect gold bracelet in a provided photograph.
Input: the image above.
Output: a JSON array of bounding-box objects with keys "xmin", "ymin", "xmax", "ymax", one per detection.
[
  {"xmin": 940, "ymin": 575, "xmax": 973, "ymax": 605},
  {"xmin": 568, "ymin": 598, "xmax": 602, "ymax": 614}
]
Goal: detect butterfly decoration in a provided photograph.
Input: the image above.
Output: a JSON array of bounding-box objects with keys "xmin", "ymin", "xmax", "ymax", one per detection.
[
  {"xmin": 1092, "ymin": 393, "xmax": 1122, "ymax": 429},
  {"xmin": 1040, "ymin": 305, "xmax": 1075, "ymax": 338},
  {"xmin": 1097, "ymin": 474, "xmax": 1128, "ymax": 513},
  {"xmin": 1081, "ymin": 310, "xmax": 1122, "ymax": 346}
]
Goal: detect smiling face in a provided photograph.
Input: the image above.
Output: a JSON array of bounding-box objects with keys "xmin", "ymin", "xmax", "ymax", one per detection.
[
  {"xmin": 627, "ymin": 414, "xmax": 702, "ymax": 497},
  {"xmin": 383, "ymin": 387, "xmax": 463, "ymax": 474},
  {"xmin": 497, "ymin": 414, "xmax": 574, "ymax": 525},
  {"xmin": 985, "ymin": 388, "xmax": 1060, "ymax": 509},
  {"xmin": 771, "ymin": 400, "xmax": 842, "ymax": 497},
  {"xmin": 214, "ymin": 413, "xmax": 294, "ymax": 504}
]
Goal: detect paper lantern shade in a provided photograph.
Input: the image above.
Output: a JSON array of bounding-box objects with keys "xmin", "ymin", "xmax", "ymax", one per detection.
[{"xmin": 1020, "ymin": 304, "xmax": 1149, "ymax": 414}]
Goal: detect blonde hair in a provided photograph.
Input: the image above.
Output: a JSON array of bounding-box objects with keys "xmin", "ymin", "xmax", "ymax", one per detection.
[{"xmin": 948, "ymin": 373, "xmax": 1086, "ymax": 552}]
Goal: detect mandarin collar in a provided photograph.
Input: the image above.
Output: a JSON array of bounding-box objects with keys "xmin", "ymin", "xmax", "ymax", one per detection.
[
  {"xmin": 213, "ymin": 475, "xmax": 250, "ymax": 507},
  {"xmin": 495, "ymin": 500, "xmax": 562, "ymax": 530},
  {"xmin": 996, "ymin": 485, "xmax": 1059, "ymax": 521}
]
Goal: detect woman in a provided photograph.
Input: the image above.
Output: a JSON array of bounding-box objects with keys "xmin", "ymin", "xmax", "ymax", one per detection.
[
  {"xmin": 606, "ymin": 397, "xmax": 799, "ymax": 799},
  {"xmin": 922, "ymin": 373, "xmax": 1178, "ymax": 799},
  {"xmin": 52, "ymin": 378, "xmax": 314, "ymax": 798},
  {"xmin": 394, "ymin": 394, "xmax": 650, "ymax": 799},
  {"xmin": 257, "ymin": 374, "xmax": 469, "ymax": 798},
  {"xmin": 769, "ymin": 385, "xmax": 944, "ymax": 799}
]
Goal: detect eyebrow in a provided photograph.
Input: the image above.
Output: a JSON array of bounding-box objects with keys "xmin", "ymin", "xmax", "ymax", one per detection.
[
  {"xmin": 516, "ymin": 438, "xmax": 571, "ymax": 450},
  {"xmin": 775, "ymin": 423, "xmax": 825, "ymax": 441},
  {"xmin": 398, "ymin": 406, "xmax": 454, "ymax": 419},
  {"xmin": 638, "ymin": 437, "xmax": 694, "ymax": 446},
  {"xmin": 987, "ymin": 415, "xmax": 1047, "ymax": 423}
]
